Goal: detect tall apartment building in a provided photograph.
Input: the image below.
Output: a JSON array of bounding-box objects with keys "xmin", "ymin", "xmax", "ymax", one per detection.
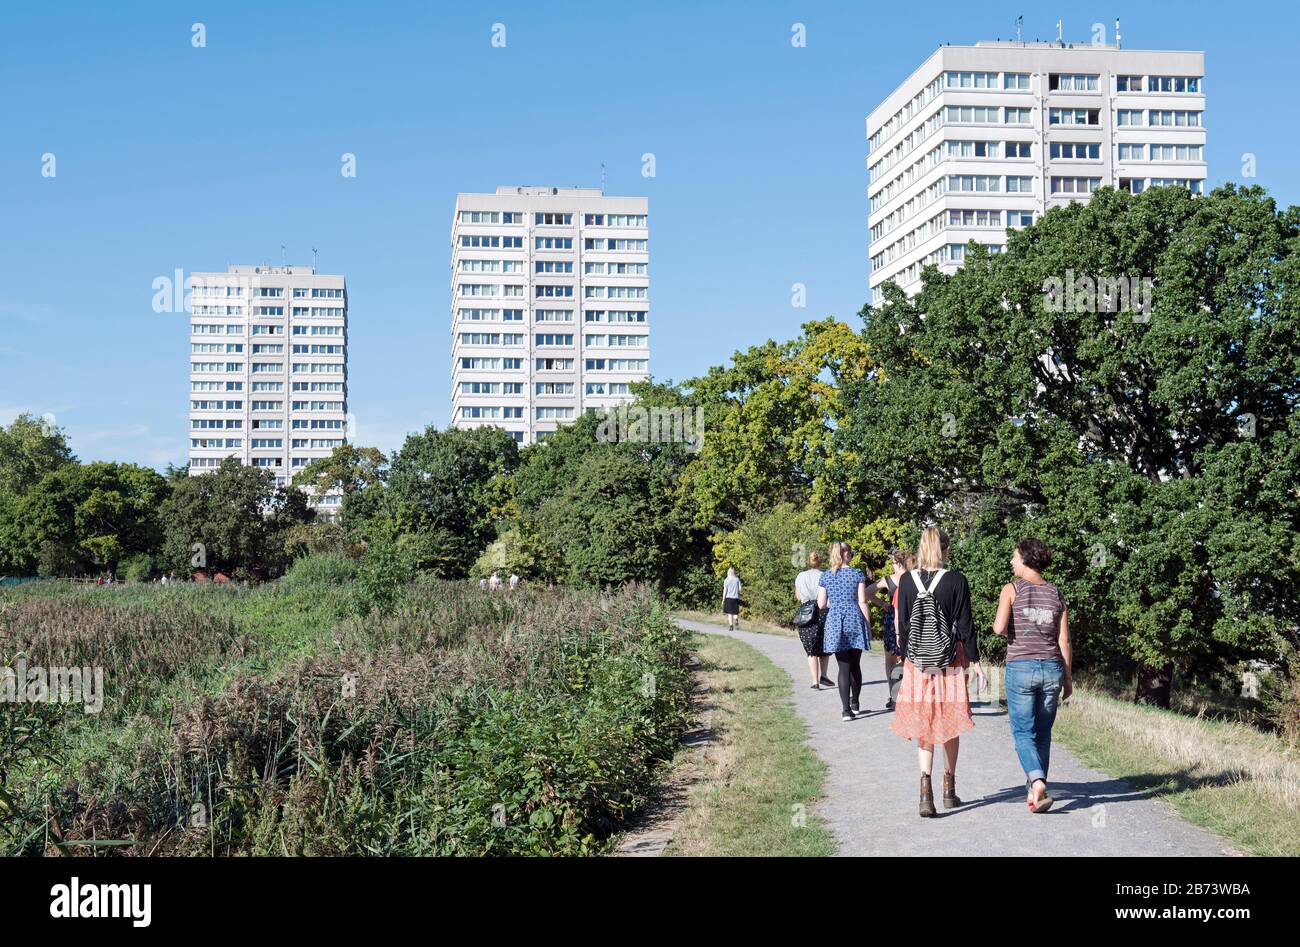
[
  {"xmin": 867, "ymin": 41, "xmax": 1206, "ymax": 303},
  {"xmin": 450, "ymin": 186, "xmax": 650, "ymax": 444},
  {"xmin": 188, "ymin": 264, "xmax": 347, "ymax": 518}
]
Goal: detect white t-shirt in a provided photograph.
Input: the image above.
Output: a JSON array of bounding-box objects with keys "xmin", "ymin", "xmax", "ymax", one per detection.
[
  {"xmin": 795, "ymin": 568, "xmax": 823, "ymax": 603},
  {"xmin": 723, "ymin": 576, "xmax": 741, "ymax": 598}
]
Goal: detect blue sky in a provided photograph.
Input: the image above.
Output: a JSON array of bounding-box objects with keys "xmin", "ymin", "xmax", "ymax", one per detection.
[{"xmin": 2, "ymin": 0, "xmax": 1296, "ymax": 468}]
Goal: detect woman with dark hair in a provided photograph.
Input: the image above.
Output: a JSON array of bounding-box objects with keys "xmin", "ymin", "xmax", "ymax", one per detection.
[
  {"xmin": 993, "ymin": 537, "xmax": 1072, "ymax": 813},
  {"xmin": 870, "ymin": 548, "xmax": 912, "ymax": 710}
]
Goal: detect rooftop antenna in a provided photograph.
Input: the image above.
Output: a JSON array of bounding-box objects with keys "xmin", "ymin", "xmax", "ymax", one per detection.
[
  {"xmin": 311, "ymin": 246, "xmax": 318, "ymax": 272},
  {"xmin": 600, "ymin": 162, "xmax": 606, "ymax": 195},
  {"xmin": 1056, "ymin": 19, "xmax": 1064, "ymax": 45},
  {"xmin": 281, "ymin": 244, "xmax": 286, "ymax": 267},
  {"xmin": 1115, "ymin": 18, "xmax": 1122, "ymax": 49},
  {"xmin": 1016, "ymin": 15, "xmax": 1022, "ymax": 45}
]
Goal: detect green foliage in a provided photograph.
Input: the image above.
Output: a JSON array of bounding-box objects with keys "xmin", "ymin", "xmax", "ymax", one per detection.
[
  {"xmin": 2, "ymin": 580, "xmax": 690, "ymax": 856},
  {"xmin": 16, "ymin": 461, "xmax": 168, "ymax": 576},
  {"xmin": 158, "ymin": 457, "xmax": 313, "ymax": 579},
  {"xmin": 351, "ymin": 531, "xmax": 414, "ymax": 615},
  {"xmin": 510, "ymin": 412, "xmax": 704, "ymax": 589},
  {"xmin": 838, "ymin": 184, "xmax": 1300, "ymax": 696},
  {"xmin": 291, "ymin": 444, "xmax": 387, "ymax": 497},
  {"xmin": 0, "ymin": 414, "xmax": 76, "ymax": 574},
  {"xmin": 120, "ymin": 552, "xmax": 155, "ymax": 583},
  {"xmin": 283, "ymin": 551, "xmax": 359, "ymax": 587},
  {"xmin": 355, "ymin": 426, "xmax": 518, "ymax": 577},
  {"xmin": 711, "ymin": 503, "xmax": 825, "ymax": 620},
  {"xmin": 471, "ymin": 527, "xmax": 540, "ymax": 579},
  {"xmin": 638, "ymin": 320, "xmax": 874, "ymax": 533}
]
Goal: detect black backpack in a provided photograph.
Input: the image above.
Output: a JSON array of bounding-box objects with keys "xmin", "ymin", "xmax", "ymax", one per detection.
[{"xmin": 906, "ymin": 569, "xmax": 958, "ymax": 672}]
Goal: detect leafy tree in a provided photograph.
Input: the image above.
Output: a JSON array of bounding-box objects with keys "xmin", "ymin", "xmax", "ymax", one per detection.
[
  {"xmin": 638, "ymin": 319, "xmax": 873, "ymax": 533},
  {"xmin": 711, "ymin": 503, "xmax": 825, "ymax": 621},
  {"xmin": 16, "ymin": 461, "xmax": 168, "ymax": 575},
  {"xmin": 838, "ymin": 184, "xmax": 1300, "ymax": 705},
  {"xmin": 510, "ymin": 412, "xmax": 704, "ymax": 589},
  {"xmin": 159, "ymin": 458, "xmax": 313, "ymax": 579},
  {"xmin": 0, "ymin": 414, "xmax": 74, "ymax": 574},
  {"xmin": 361, "ymin": 426, "xmax": 519, "ymax": 577},
  {"xmin": 0, "ymin": 414, "xmax": 74, "ymax": 495},
  {"xmin": 291, "ymin": 444, "xmax": 387, "ymax": 496}
]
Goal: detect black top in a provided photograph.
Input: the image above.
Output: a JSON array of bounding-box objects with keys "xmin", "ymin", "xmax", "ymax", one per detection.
[{"xmin": 896, "ymin": 568, "xmax": 979, "ymax": 662}]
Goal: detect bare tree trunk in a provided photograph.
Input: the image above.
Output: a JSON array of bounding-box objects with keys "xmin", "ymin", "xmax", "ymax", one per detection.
[{"xmin": 1135, "ymin": 662, "xmax": 1174, "ymax": 708}]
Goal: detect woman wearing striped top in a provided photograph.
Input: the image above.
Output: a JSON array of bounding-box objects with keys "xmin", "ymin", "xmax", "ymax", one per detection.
[{"xmin": 993, "ymin": 538, "xmax": 1072, "ymax": 813}]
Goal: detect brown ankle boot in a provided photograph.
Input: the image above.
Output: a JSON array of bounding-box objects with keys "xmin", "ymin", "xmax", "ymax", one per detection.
[
  {"xmin": 919, "ymin": 773, "xmax": 937, "ymax": 818},
  {"xmin": 943, "ymin": 772, "xmax": 964, "ymax": 808}
]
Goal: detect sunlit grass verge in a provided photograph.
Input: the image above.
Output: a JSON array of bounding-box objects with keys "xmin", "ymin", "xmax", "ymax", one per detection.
[
  {"xmin": 1054, "ymin": 686, "xmax": 1300, "ymax": 856},
  {"xmin": 665, "ymin": 632, "xmax": 834, "ymax": 856}
]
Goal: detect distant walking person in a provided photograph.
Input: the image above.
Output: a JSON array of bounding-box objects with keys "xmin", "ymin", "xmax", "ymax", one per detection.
[
  {"xmin": 509, "ymin": 573, "xmax": 520, "ymax": 591},
  {"xmin": 489, "ymin": 571, "xmax": 502, "ymax": 592},
  {"xmin": 795, "ymin": 551, "xmax": 833, "ymax": 689},
  {"xmin": 479, "ymin": 576, "xmax": 488, "ymax": 591},
  {"xmin": 892, "ymin": 526, "xmax": 986, "ymax": 817},
  {"xmin": 871, "ymin": 548, "xmax": 913, "ymax": 710},
  {"xmin": 722, "ymin": 567, "xmax": 742, "ymax": 630},
  {"xmin": 993, "ymin": 538, "xmax": 1072, "ymax": 813},
  {"xmin": 816, "ymin": 542, "xmax": 872, "ymax": 721}
]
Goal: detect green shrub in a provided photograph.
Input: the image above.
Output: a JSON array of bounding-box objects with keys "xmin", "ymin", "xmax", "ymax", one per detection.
[
  {"xmin": 350, "ymin": 535, "xmax": 414, "ymax": 616},
  {"xmin": 9, "ymin": 580, "xmax": 690, "ymax": 856},
  {"xmin": 121, "ymin": 552, "xmax": 155, "ymax": 583},
  {"xmin": 283, "ymin": 551, "xmax": 358, "ymax": 587},
  {"xmin": 712, "ymin": 503, "xmax": 825, "ymax": 621}
]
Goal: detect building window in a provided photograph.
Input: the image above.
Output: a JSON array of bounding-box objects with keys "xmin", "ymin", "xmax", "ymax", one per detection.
[{"xmin": 1048, "ymin": 73, "xmax": 1099, "ymax": 91}]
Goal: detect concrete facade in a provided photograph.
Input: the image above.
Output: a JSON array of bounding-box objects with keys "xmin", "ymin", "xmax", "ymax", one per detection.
[
  {"xmin": 450, "ymin": 186, "xmax": 650, "ymax": 444},
  {"xmin": 867, "ymin": 42, "xmax": 1206, "ymax": 303},
  {"xmin": 187, "ymin": 264, "xmax": 347, "ymax": 518}
]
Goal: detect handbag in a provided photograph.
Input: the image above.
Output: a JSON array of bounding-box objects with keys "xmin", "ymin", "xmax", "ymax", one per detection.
[{"xmin": 793, "ymin": 600, "xmax": 818, "ymax": 628}]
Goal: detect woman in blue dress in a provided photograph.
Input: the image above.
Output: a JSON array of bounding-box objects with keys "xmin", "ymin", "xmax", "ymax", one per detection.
[{"xmin": 816, "ymin": 541, "xmax": 873, "ymax": 720}]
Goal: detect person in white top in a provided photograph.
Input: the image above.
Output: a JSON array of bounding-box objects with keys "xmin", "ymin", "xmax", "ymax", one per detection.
[
  {"xmin": 489, "ymin": 572, "xmax": 501, "ymax": 592},
  {"xmin": 721, "ymin": 567, "xmax": 742, "ymax": 630},
  {"xmin": 795, "ymin": 551, "xmax": 834, "ymax": 689},
  {"xmin": 509, "ymin": 573, "xmax": 519, "ymax": 590}
]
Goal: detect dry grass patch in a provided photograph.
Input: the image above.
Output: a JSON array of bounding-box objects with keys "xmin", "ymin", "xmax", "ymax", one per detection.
[{"xmin": 1054, "ymin": 686, "xmax": 1300, "ymax": 856}]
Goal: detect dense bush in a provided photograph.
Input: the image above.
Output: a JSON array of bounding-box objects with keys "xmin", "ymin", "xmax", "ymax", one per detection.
[
  {"xmin": 282, "ymin": 551, "xmax": 358, "ymax": 587},
  {"xmin": 1, "ymin": 581, "xmax": 690, "ymax": 856}
]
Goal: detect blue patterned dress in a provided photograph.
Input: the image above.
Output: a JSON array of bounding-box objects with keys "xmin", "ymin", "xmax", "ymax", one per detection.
[{"xmin": 818, "ymin": 567, "xmax": 872, "ymax": 653}]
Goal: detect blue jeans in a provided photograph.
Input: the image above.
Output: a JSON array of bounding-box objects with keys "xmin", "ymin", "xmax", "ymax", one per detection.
[{"xmin": 1005, "ymin": 659, "xmax": 1065, "ymax": 786}]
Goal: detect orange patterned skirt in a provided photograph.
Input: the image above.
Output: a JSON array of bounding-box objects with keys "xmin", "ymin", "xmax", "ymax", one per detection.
[{"xmin": 890, "ymin": 643, "xmax": 974, "ymax": 745}]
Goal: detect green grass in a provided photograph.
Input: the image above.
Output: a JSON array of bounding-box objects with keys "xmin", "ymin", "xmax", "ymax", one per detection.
[
  {"xmin": 665, "ymin": 632, "xmax": 834, "ymax": 856},
  {"xmin": 2, "ymin": 577, "xmax": 693, "ymax": 856},
  {"xmin": 1053, "ymin": 685, "xmax": 1300, "ymax": 856}
]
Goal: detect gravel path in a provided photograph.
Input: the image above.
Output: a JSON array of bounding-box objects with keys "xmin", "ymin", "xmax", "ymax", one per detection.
[{"xmin": 675, "ymin": 618, "xmax": 1239, "ymax": 857}]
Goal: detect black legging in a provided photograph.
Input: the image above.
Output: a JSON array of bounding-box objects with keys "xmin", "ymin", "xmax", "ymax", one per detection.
[{"xmin": 835, "ymin": 649, "xmax": 863, "ymax": 713}]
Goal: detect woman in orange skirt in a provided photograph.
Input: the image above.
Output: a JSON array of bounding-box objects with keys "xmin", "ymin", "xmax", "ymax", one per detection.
[{"xmin": 891, "ymin": 526, "xmax": 986, "ymax": 817}]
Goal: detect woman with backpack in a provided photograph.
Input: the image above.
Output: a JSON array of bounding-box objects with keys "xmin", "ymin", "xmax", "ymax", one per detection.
[
  {"xmin": 992, "ymin": 538, "xmax": 1072, "ymax": 813},
  {"xmin": 794, "ymin": 551, "xmax": 834, "ymax": 689},
  {"xmin": 891, "ymin": 526, "xmax": 986, "ymax": 817},
  {"xmin": 816, "ymin": 542, "xmax": 872, "ymax": 721}
]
